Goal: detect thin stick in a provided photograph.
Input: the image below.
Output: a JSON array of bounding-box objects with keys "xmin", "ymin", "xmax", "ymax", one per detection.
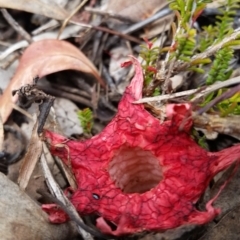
[
  {"xmin": 135, "ymin": 75, "xmax": 240, "ymax": 103},
  {"xmin": 191, "ymin": 75, "xmax": 240, "ymax": 101},
  {"xmin": 122, "ymin": 8, "xmax": 172, "ymax": 34},
  {"xmin": 13, "ymin": 104, "xmax": 33, "ymax": 120},
  {"xmin": 40, "ymin": 144, "xmax": 94, "ymax": 240},
  {"xmin": 177, "ymin": 27, "xmax": 240, "ymax": 71},
  {"xmin": 57, "ymin": 0, "xmax": 89, "ymax": 39},
  {"xmin": 1, "ymin": 9, "xmax": 33, "ymax": 43},
  {"xmin": 84, "ymin": 6, "xmax": 136, "ymax": 23},
  {"xmin": 70, "ymin": 20, "xmax": 142, "ymax": 43},
  {"xmin": 196, "ymin": 84, "xmax": 240, "ymax": 115},
  {"xmin": 135, "ymin": 88, "xmax": 199, "ymax": 103}
]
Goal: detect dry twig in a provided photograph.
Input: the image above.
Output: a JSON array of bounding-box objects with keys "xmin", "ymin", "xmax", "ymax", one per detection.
[
  {"xmin": 57, "ymin": 0, "xmax": 89, "ymax": 39},
  {"xmin": 177, "ymin": 27, "xmax": 240, "ymax": 71},
  {"xmin": 85, "ymin": 6, "xmax": 136, "ymax": 23},
  {"xmin": 135, "ymin": 75, "xmax": 240, "ymax": 104},
  {"xmin": 1, "ymin": 9, "xmax": 33, "ymax": 43}
]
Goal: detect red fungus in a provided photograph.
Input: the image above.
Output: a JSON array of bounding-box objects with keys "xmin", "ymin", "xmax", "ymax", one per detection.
[{"xmin": 43, "ymin": 57, "xmax": 240, "ymax": 236}]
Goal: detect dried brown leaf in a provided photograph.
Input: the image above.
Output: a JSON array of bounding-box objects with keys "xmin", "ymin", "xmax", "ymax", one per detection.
[
  {"xmin": 0, "ymin": 39, "xmax": 105, "ymax": 123},
  {"xmin": 18, "ymin": 119, "xmax": 42, "ymax": 190},
  {"xmin": 107, "ymin": 0, "xmax": 168, "ymax": 21},
  {"xmin": 0, "ymin": 0, "xmax": 68, "ymax": 20}
]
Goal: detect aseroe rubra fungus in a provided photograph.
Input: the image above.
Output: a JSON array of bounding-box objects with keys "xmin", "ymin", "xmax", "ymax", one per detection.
[{"xmin": 44, "ymin": 57, "xmax": 240, "ymax": 236}]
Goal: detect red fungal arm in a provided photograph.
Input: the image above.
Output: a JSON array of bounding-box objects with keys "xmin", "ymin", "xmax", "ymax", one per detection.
[
  {"xmin": 44, "ymin": 57, "xmax": 240, "ymax": 236},
  {"xmin": 209, "ymin": 146, "xmax": 240, "ymax": 175}
]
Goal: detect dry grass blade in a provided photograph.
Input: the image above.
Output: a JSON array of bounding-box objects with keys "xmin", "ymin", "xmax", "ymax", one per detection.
[
  {"xmin": 135, "ymin": 75, "xmax": 240, "ymax": 104},
  {"xmin": 41, "ymin": 144, "xmax": 94, "ymax": 240},
  {"xmin": 0, "ymin": 0, "xmax": 68, "ymax": 20},
  {"xmin": 18, "ymin": 119, "xmax": 43, "ymax": 189},
  {"xmin": 177, "ymin": 27, "xmax": 240, "ymax": 72},
  {"xmin": 0, "ymin": 39, "xmax": 105, "ymax": 123},
  {"xmin": 41, "ymin": 143, "xmax": 65, "ymax": 202},
  {"xmin": 1, "ymin": 9, "xmax": 33, "ymax": 43},
  {"xmin": 57, "ymin": 0, "xmax": 89, "ymax": 39},
  {"xmin": 42, "ymin": 143, "xmax": 77, "ymax": 193}
]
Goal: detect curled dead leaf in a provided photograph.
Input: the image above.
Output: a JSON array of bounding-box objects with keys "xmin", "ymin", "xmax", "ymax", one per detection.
[
  {"xmin": 0, "ymin": 39, "xmax": 105, "ymax": 123},
  {"xmin": 0, "ymin": 0, "xmax": 68, "ymax": 20},
  {"xmin": 18, "ymin": 118, "xmax": 42, "ymax": 190},
  {"xmin": 106, "ymin": 0, "xmax": 168, "ymax": 22}
]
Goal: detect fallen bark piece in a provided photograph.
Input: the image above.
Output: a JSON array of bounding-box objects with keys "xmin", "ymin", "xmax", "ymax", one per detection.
[
  {"xmin": 0, "ymin": 172, "xmax": 77, "ymax": 240},
  {"xmin": 44, "ymin": 57, "xmax": 240, "ymax": 236}
]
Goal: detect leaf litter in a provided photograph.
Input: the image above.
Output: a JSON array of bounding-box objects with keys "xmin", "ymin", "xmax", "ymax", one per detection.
[{"xmin": 0, "ymin": 39, "xmax": 105, "ymax": 123}]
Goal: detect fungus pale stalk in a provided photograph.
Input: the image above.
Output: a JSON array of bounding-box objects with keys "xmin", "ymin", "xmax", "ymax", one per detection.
[{"xmin": 43, "ymin": 57, "xmax": 240, "ymax": 236}]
